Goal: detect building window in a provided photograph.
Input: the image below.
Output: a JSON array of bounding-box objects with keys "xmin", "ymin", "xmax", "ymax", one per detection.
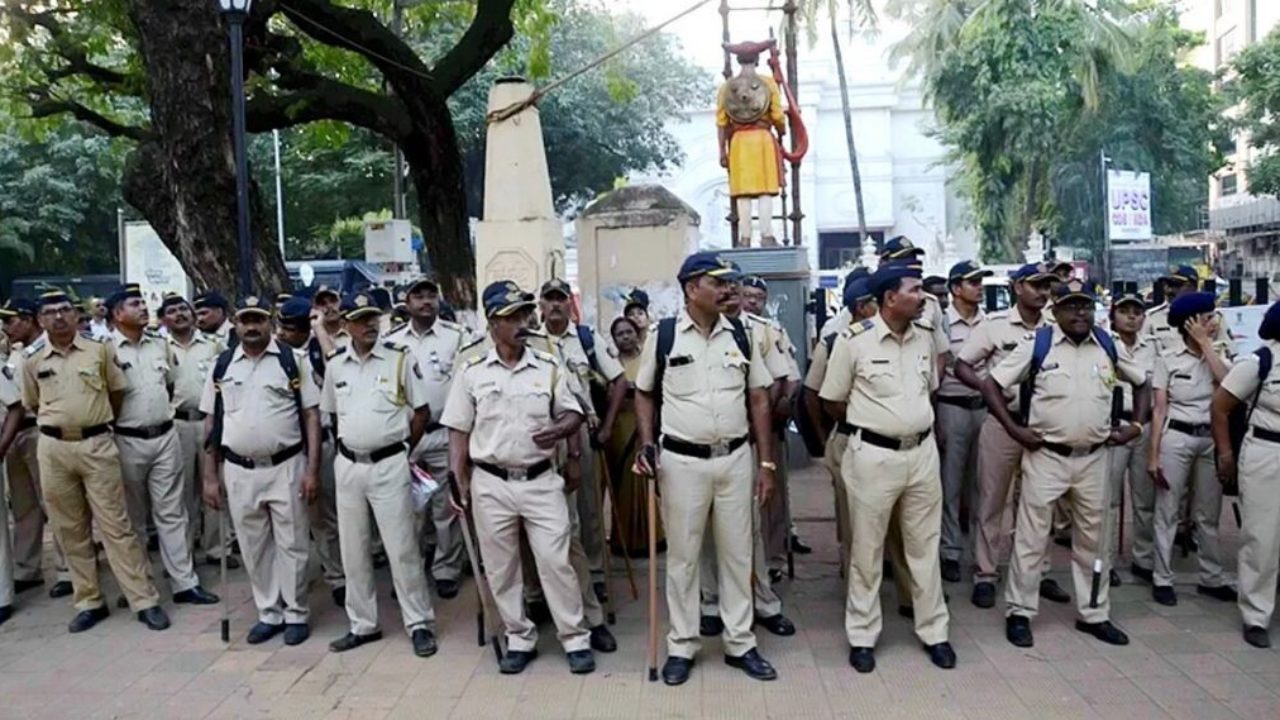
[
  {"xmin": 1217, "ymin": 27, "xmax": 1241, "ymax": 67},
  {"xmin": 1221, "ymin": 174, "xmax": 1238, "ymax": 196}
]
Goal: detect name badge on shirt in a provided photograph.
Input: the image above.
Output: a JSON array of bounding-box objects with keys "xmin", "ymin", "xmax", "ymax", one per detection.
[
  {"xmin": 37, "ymin": 369, "xmax": 55, "ymax": 379},
  {"xmin": 669, "ymin": 355, "xmax": 693, "ymax": 367}
]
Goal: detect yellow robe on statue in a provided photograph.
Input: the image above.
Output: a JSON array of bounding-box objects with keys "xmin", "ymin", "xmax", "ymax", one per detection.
[{"xmin": 717, "ymin": 74, "xmax": 786, "ymax": 198}]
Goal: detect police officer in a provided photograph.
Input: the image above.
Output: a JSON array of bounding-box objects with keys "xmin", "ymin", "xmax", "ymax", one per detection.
[
  {"xmin": 275, "ymin": 297, "xmax": 345, "ymax": 606},
  {"xmin": 200, "ymin": 295, "xmax": 322, "ymax": 646},
  {"xmin": 1106, "ymin": 292, "xmax": 1158, "ymax": 584},
  {"xmin": 634, "ymin": 252, "xmax": 779, "ymax": 685},
  {"xmin": 21, "ymin": 290, "xmax": 170, "ymax": 633},
  {"xmin": 936, "ymin": 261, "xmax": 992, "ymax": 583},
  {"xmin": 321, "ymin": 292, "xmax": 438, "ymax": 657},
  {"xmin": 311, "ymin": 286, "xmax": 346, "ymax": 356},
  {"xmin": 385, "ymin": 277, "xmax": 471, "ymax": 599},
  {"xmin": 1212, "ymin": 302, "xmax": 1280, "ymax": 648},
  {"xmin": 977, "ymin": 279, "xmax": 1148, "ymax": 648},
  {"xmin": 108, "ymin": 284, "xmax": 218, "ymax": 606},
  {"xmin": 878, "ymin": 238, "xmax": 950, "ymax": 374},
  {"xmin": 0, "ymin": 342, "xmax": 26, "ymax": 625},
  {"xmin": 2, "ymin": 298, "xmax": 72, "ymax": 598},
  {"xmin": 1148, "ymin": 291, "xmax": 1236, "ymax": 607},
  {"xmin": 193, "ymin": 292, "xmax": 234, "ymax": 344},
  {"xmin": 1145, "ymin": 266, "xmax": 1229, "ymax": 354},
  {"xmin": 818, "ymin": 260, "xmax": 954, "ymax": 674},
  {"xmin": 442, "ymin": 281, "xmax": 596, "ymax": 675},
  {"xmin": 955, "ymin": 263, "xmax": 1070, "ymax": 608}
]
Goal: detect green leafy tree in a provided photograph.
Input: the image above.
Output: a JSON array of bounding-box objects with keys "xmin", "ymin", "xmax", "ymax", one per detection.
[{"xmin": 1230, "ymin": 26, "xmax": 1280, "ymax": 198}]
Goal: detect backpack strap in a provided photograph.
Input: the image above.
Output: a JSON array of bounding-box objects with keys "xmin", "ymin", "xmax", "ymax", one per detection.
[
  {"xmin": 1247, "ymin": 346, "xmax": 1273, "ymax": 426},
  {"xmin": 725, "ymin": 315, "xmax": 752, "ymax": 361},
  {"xmin": 274, "ymin": 345, "xmax": 307, "ymax": 448},
  {"xmin": 205, "ymin": 348, "xmax": 236, "ymax": 451},
  {"xmin": 307, "ymin": 337, "xmax": 326, "ymax": 381},
  {"xmin": 651, "ymin": 318, "xmax": 678, "ymax": 434},
  {"xmin": 1018, "ymin": 326, "xmax": 1055, "ymax": 423},
  {"xmin": 576, "ymin": 324, "xmax": 602, "ymax": 377}
]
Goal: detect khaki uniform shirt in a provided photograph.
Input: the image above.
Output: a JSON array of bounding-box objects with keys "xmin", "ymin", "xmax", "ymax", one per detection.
[
  {"xmin": 990, "ymin": 325, "xmax": 1146, "ymax": 446},
  {"xmin": 1152, "ymin": 341, "xmax": 1233, "ymax": 425},
  {"xmin": 817, "ymin": 314, "xmax": 938, "ymax": 437},
  {"xmin": 634, "ymin": 309, "xmax": 773, "ymax": 445},
  {"xmin": 2, "ymin": 347, "xmax": 34, "ymax": 421},
  {"xmin": 1145, "ymin": 304, "xmax": 1230, "ymax": 355},
  {"xmin": 320, "ymin": 342, "xmax": 428, "ymax": 451},
  {"xmin": 745, "ymin": 313, "xmax": 800, "ymax": 382},
  {"xmin": 441, "ymin": 347, "xmax": 580, "ymax": 468},
  {"xmin": 922, "ymin": 294, "xmax": 950, "ymax": 357},
  {"xmin": 385, "ymin": 319, "xmax": 471, "ymax": 423},
  {"xmin": 1, "ymin": 357, "xmax": 21, "ymax": 409},
  {"xmin": 198, "ymin": 339, "xmax": 320, "ymax": 457},
  {"xmin": 22, "ymin": 334, "xmax": 127, "ymax": 429},
  {"xmin": 957, "ymin": 307, "xmax": 1051, "ymax": 408},
  {"xmin": 111, "ymin": 329, "xmax": 176, "ymax": 428},
  {"xmin": 454, "ymin": 330, "xmax": 590, "ymax": 416},
  {"xmin": 1115, "ymin": 333, "xmax": 1158, "ymax": 415},
  {"xmin": 1221, "ymin": 340, "xmax": 1280, "ymax": 433},
  {"xmin": 804, "ymin": 332, "xmax": 836, "ymax": 393},
  {"xmin": 820, "ymin": 307, "xmax": 852, "ymax": 341},
  {"xmin": 169, "ymin": 332, "xmax": 223, "ymax": 413},
  {"xmin": 939, "ymin": 304, "xmax": 985, "ymax": 398}
]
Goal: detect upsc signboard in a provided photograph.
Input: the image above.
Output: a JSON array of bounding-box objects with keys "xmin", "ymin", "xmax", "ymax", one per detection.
[{"xmin": 1107, "ymin": 170, "xmax": 1152, "ymax": 242}]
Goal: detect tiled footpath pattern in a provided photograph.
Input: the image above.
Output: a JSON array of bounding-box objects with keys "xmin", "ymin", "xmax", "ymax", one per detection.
[{"xmin": 2, "ymin": 464, "xmax": 1279, "ymax": 719}]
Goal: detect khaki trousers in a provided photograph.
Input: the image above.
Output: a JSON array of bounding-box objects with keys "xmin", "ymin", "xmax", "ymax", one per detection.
[
  {"xmin": 38, "ymin": 434, "xmax": 159, "ymax": 612},
  {"xmin": 843, "ymin": 437, "xmax": 948, "ymax": 647},
  {"xmin": 309, "ymin": 438, "xmax": 344, "ymax": 590},
  {"xmin": 974, "ymin": 415, "xmax": 1024, "ymax": 583},
  {"xmin": 700, "ymin": 501, "xmax": 783, "ymax": 619},
  {"xmin": 1005, "ymin": 448, "xmax": 1110, "ymax": 623},
  {"xmin": 826, "ymin": 430, "xmax": 913, "ymax": 600},
  {"xmin": 1107, "ymin": 426, "xmax": 1155, "ymax": 569},
  {"xmin": 1237, "ymin": 435, "xmax": 1280, "ymax": 628},
  {"xmin": 7, "ymin": 428, "xmax": 68, "ymax": 582},
  {"xmin": 938, "ymin": 403, "xmax": 987, "ymax": 563},
  {"xmin": 175, "ymin": 417, "xmax": 232, "ymax": 561},
  {"xmin": 576, "ymin": 426, "xmax": 605, "ymax": 580},
  {"xmin": 412, "ymin": 433, "xmax": 465, "ymax": 582},
  {"xmin": 118, "ymin": 431, "xmax": 199, "ymax": 592},
  {"xmin": 335, "ymin": 452, "xmax": 434, "ymax": 636},
  {"xmin": 1153, "ymin": 429, "xmax": 1225, "ymax": 588},
  {"xmin": 660, "ymin": 444, "xmax": 757, "ymax": 659},
  {"xmin": 224, "ymin": 455, "xmax": 311, "ymax": 624},
  {"xmin": 762, "ymin": 432, "xmax": 791, "ymax": 569},
  {"xmin": 1, "ymin": 457, "xmax": 12, "ymax": 607},
  {"xmin": 471, "ymin": 468, "xmax": 589, "ymax": 653},
  {"xmin": 519, "ymin": 498, "xmax": 606, "ymax": 629}
]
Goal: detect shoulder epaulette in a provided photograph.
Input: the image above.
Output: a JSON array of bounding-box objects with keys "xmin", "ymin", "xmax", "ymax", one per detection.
[
  {"xmin": 745, "ymin": 313, "xmax": 767, "ymax": 326},
  {"xmin": 913, "ymin": 319, "xmax": 935, "ymax": 332},
  {"xmin": 1146, "ymin": 303, "xmax": 1168, "ymax": 315},
  {"xmin": 326, "ymin": 347, "xmax": 348, "ymax": 360},
  {"xmin": 24, "ymin": 339, "xmax": 46, "ymax": 357},
  {"xmin": 384, "ymin": 323, "xmax": 407, "ymax": 337},
  {"xmin": 382, "ymin": 340, "xmax": 408, "ymax": 353},
  {"xmin": 531, "ymin": 348, "xmax": 557, "ymax": 364},
  {"xmin": 143, "ymin": 327, "xmax": 162, "ymax": 338},
  {"xmin": 459, "ymin": 336, "xmax": 486, "ymax": 354},
  {"xmin": 462, "ymin": 354, "xmax": 486, "ymax": 370},
  {"xmin": 844, "ymin": 319, "xmax": 875, "ymax": 339}
]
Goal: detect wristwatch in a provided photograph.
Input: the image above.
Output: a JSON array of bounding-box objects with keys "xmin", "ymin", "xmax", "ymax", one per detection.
[{"xmin": 759, "ymin": 461, "xmax": 778, "ymax": 472}]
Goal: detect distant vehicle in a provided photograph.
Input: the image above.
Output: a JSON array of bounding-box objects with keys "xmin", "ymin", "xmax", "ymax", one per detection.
[
  {"xmin": 286, "ymin": 260, "xmax": 381, "ymax": 294},
  {"xmin": 10, "ymin": 274, "xmax": 120, "ymax": 302}
]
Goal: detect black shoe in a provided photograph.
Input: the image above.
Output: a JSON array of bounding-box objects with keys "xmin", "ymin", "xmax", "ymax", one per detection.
[
  {"xmin": 330, "ymin": 630, "xmax": 383, "ymax": 652},
  {"xmin": 848, "ymin": 646, "xmax": 876, "ymax": 673},
  {"xmin": 373, "ymin": 551, "xmax": 389, "ymax": 569},
  {"xmin": 768, "ymin": 568, "xmax": 784, "ymax": 585},
  {"xmin": 898, "ymin": 605, "xmax": 915, "ymax": 620},
  {"xmin": 754, "ymin": 613, "xmax": 796, "ymax": 636},
  {"xmin": 204, "ymin": 555, "xmax": 241, "ymax": 569},
  {"xmin": 724, "ymin": 648, "xmax": 777, "ymax": 681},
  {"xmin": 116, "ymin": 596, "xmax": 129, "ymax": 609},
  {"xmin": 593, "ymin": 580, "xmax": 609, "ymax": 604},
  {"xmin": 1039, "ymin": 578, "xmax": 1071, "ymax": 604},
  {"xmin": 661, "ymin": 656, "xmax": 693, "ymax": 685},
  {"xmin": 1053, "ymin": 535, "xmax": 1072, "ymax": 549},
  {"xmin": 147, "ymin": 535, "xmax": 160, "ymax": 553},
  {"xmin": 699, "ymin": 615, "xmax": 724, "ymax": 637},
  {"xmin": 246, "ymin": 621, "xmax": 285, "ymax": 644},
  {"xmin": 1075, "ymin": 620, "xmax": 1129, "ymax": 646},
  {"xmin": 1152, "ymin": 586, "xmax": 1177, "ymax": 606},
  {"xmin": 527, "ymin": 600, "xmax": 552, "ymax": 626},
  {"xmin": 972, "ymin": 582, "xmax": 996, "ymax": 609},
  {"xmin": 590, "ymin": 624, "xmax": 618, "ymax": 653},
  {"xmin": 0, "ymin": 605, "xmax": 11, "ymax": 626},
  {"xmin": 14, "ymin": 578, "xmax": 43, "ymax": 594},
  {"xmin": 500, "ymin": 649, "xmax": 538, "ymax": 675},
  {"xmin": 173, "ymin": 586, "xmax": 220, "ymax": 605},
  {"xmin": 283, "ymin": 623, "xmax": 310, "ymax": 646},
  {"xmin": 1197, "ymin": 584, "xmax": 1238, "ymax": 603},
  {"xmin": 1110, "ymin": 569, "xmax": 1122, "ymax": 587},
  {"xmin": 1244, "ymin": 625, "xmax": 1272, "ymax": 649},
  {"xmin": 567, "ymin": 649, "xmax": 596, "ymax": 675},
  {"xmin": 436, "ymin": 578, "xmax": 460, "ymax": 599},
  {"xmin": 137, "ymin": 606, "xmax": 171, "ymax": 631},
  {"xmin": 1006, "ymin": 616, "xmax": 1034, "ymax": 648},
  {"xmin": 941, "ymin": 559, "xmax": 961, "ymax": 583},
  {"xmin": 332, "ymin": 586, "xmax": 346, "ymax": 608},
  {"xmin": 411, "ymin": 628, "xmax": 437, "ymax": 657},
  {"xmin": 925, "ymin": 641, "xmax": 957, "ymax": 669},
  {"xmin": 789, "ymin": 535, "xmax": 813, "ymax": 554},
  {"xmin": 1130, "ymin": 563, "xmax": 1154, "ymax": 584},
  {"xmin": 48, "ymin": 580, "xmax": 73, "ymax": 599},
  {"xmin": 68, "ymin": 606, "xmax": 110, "ymax": 633}
]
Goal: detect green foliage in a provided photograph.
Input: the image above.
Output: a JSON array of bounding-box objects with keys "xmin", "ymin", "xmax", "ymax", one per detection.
[{"xmin": 1230, "ymin": 26, "xmax": 1280, "ymax": 197}]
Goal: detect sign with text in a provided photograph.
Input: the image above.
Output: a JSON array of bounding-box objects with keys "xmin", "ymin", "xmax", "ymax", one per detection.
[
  {"xmin": 123, "ymin": 221, "xmax": 191, "ymax": 310},
  {"xmin": 1107, "ymin": 170, "xmax": 1152, "ymax": 241}
]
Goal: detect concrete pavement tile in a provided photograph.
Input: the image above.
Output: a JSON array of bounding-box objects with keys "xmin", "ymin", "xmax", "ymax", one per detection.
[
  {"xmin": 340, "ymin": 673, "xmax": 409, "ymax": 710},
  {"xmin": 1222, "ymin": 648, "xmax": 1280, "ymax": 674},
  {"xmin": 1079, "ymin": 677, "xmax": 1151, "ymax": 706},
  {"xmin": 1105, "ymin": 652, "xmax": 1183, "ymax": 678},
  {"xmin": 1160, "ymin": 700, "xmax": 1241, "ymax": 720},
  {"xmin": 1225, "ymin": 696, "xmax": 1280, "ymax": 720},
  {"xmin": 1247, "ymin": 671, "xmax": 1280, "ymax": 694},
  {"xmin": 321, "ymin": 709, "xmax": 389, "ymax": 720},
  {"xmin": 1162, "ymin": 652, "xmax": 1240, "ymax": 676},
  {"xmin": 1008, "ymin": 675, "xmax": 1089, "ymax": 707},
  {"xmin": 128, "ymin": 669, "xmax": 199, "ymax": 695},
  {"xmin": 242, "ymin": 668, "xmax": 309, "ymax": 698},
  {"xmin": 1194, "ymin": 631, "xmax": 1252, "ymax": 652},
  {"xmin": 637, "ymin": 680, "xmax": 703, "ymax": 719},
  {"xmin": 385, "ymin": 695, "xmax": 459, "ymax": 720},
  {"xmin": 1112, "ymin": 616, "xmax": 1181, "ymax": 636},
  {"xmin": 1053, "ymin": 656, "xmax": 1123, "ymax": 682},
  {"xmin": 1189, "ymin": 671, "xmax": 1275, "ymax": 701},
  {"xmin": 1088, "ymin": 700, "xmax": 1174, "ymax": 719},
  {"xmin": 571, "ymin": 675, "xmax": 645, "ymax": 718},
  {"xmin": 1133, "ymin": 675, "xmax": 1212, "ymax": 704},
  {"xmin": 450, "ymin": 676, "xmax": 523, "ymax": 719},
  {"xmin": 1138, "ymin": 632, "xmax": 1211, "ymax": 655},
  {"xmin": 511, "ymin": 674, "xmax": 585, "ymax": 718},
  {"xmin": 165, "ymin": 649, "xmax": 223, "ymax": 673}
]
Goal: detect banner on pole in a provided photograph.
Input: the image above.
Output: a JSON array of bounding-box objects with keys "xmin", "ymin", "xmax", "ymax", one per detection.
[{"xmin": 1107, "ymin": 170, "xmax": 1152, "ymax": 242}]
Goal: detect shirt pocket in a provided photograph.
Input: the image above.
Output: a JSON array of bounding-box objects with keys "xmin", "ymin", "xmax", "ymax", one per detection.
[
  {"xmin": 1169, "ymin": 370, "xmax": 1208, "ymax": 406},
  {"xmin": 516, "ymin": 387, "xmax": 553, "ymax": 424},
  {"xmin": 152, "ymin": 360, "xmax": 170, "ymax": 384},
  {"xmin": 78, "ymin": 363, "xmax": 105, "ymax": 393},
  {"xmin": 712, "ymin": 355, "xmax": 748, "ymax": 392},
  {"xmin": 664, "ymin": 362, "xmax": 701, "ymax": 398},
  {"xmin": 373, "ymin": 378, "xmax": 403, "ymax": 412},
  {"xmin": 856, "ymin": 361, "xmax": 898, "ymax": 398},
  {"xmin": 218, "ymin": 378, "xmax": 246, "ymax": 412},
  {"xmin": 1035, "ymin": 365, "xmax": 1076, "ymax": 402},
  {"xmin": 474, "ymin": 384, "xmax": 504, "ymax": 421}
]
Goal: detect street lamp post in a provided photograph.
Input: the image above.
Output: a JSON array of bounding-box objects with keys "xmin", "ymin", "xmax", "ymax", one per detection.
[{"xmin": 219, "ymin": 0, "xmax": 254, "ymax": 297}]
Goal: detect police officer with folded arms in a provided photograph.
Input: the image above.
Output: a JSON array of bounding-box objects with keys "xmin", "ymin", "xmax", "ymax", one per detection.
[{"xmin": 321, "ymin": 292, "xmax": 438, "ymax": 657}]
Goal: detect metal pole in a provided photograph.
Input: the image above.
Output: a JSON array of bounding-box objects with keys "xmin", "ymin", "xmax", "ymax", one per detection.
[
  {"xmin": 1099, "ymin": 149, "xmax": 1109, "ymax": 285},
  {"xmin": 273, "ymin": 129, "xmax": 286, "ymax": 260},
  {"xmin": 784, "ymin": 0, "xmax": 802, "ymax": 246},
  {"xmin": 229, "ymin": 16, "xmax": 253, "ymax": 297},
  {"xmin": 392, "ymin": 1, "xmax": 407, "ymax": 219}
]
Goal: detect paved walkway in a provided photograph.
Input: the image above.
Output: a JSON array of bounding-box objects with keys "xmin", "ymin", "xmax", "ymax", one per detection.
[{"xmin": 2, "ymin": 463, "xmax": 1279, "ymax": 719}]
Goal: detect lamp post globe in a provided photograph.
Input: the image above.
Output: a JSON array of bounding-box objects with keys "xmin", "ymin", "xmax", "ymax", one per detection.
[{"xmin": 218, "ymin": 0, "xmax": 252, "ymax": 16}]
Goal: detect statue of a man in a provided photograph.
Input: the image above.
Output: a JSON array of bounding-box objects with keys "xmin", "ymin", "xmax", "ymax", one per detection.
[{"xmin": 718, "ymin": 41, "xmax": 786, "ymax": 248}]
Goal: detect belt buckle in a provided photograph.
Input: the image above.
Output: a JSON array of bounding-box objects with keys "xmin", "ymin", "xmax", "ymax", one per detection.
[
  {"xmin": 1070, "ymin": 446, "xmax": 1091, "ymax": 458},
  {"xmin": 899, "ymin": 434, "xmax": 921, "ymax": 450},
  {"xmin": 508, "ymin": 468, "xmax": 528, "ymax": 482},
  {"xmin": 64, "ymin": 428, "xmax": 83, "ymax": 442},
  {"xmin": 355, "ymin": 450, "xmax": 374, "ymax": 463},
  {"xmin": 709, "ymin": 441, "xmax": 731, "ymax": 458}
]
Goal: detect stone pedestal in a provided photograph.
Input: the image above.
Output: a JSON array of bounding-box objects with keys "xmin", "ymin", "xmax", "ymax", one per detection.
[
  {"xmin": 474, "ymin": 78, "xmax": 565, "ymax": 301},
  {"xmin": 575, "ymin": 185, "xmax": 701, "ymax": 330}
]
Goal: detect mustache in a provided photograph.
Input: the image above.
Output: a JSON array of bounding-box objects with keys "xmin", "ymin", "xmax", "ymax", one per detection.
[{"xmin": 515, "ymin": 328, "xmax": 533, "ymax": 339}]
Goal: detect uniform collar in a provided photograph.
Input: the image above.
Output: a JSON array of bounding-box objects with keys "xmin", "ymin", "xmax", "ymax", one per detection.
[
  {"xmin": 482, "ymin": 346, "xmax": 539, "ymax": 371},
  {"xmin": 678, "ymin": 307, "xmax": 735, "ymax": 338},
  {"xmin": 44, "ymin": 333, "xmax": 92, "ymax": 358},
  {"xmin": 871, "ymin": 312, "xmax": 916, "ymax": 342},
  {"xmin": 946, "ymin": 303, "xmax": 983, "ymax": 326},
  {"xmin": 232, "ymin": 338, "xmax": 283, "ymax": 363},
  {"xmin": 110, "ymin": 327, "xmax": 153, "ymax": 347},
  {"xmin": 343, "ymin": 341, "xmax": 390, "ymax": 363},
  {"xmin": 402, "ymin": 319, "xmax": 440, "ymax": 338},
  {"xmin": 1052, "ymin": 325, "xmax": 1101, "ymax": 347},
  {"xmin": 1008, "ymin": 307, "xmax": 1043, "ymax": 329}
]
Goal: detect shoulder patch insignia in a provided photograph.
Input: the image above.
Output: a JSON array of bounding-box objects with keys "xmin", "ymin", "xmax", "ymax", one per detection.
[
  {"xmin": 326, "ymin": 347, "xmax": 348, "ymax": 360},
  {"xmin": 531, "ymin": 348, "xmax": 556, "ymax": 363},
  {"xmin": 849, "ymin": 319, "xmax": 875, "ymax": 337},
  {"xmin": 382, "ymin": 340, "xmax": 407, "ymax": 353},
  {"xmin": 463, "ymin": 354, "xmax": 486, "ymax": 370},
  {"xmin": 25, "ymin": 339, "xmax": 45, "ymax": 357},
  {"xmin": 2, "ymin": 364, "xmax": 13, "ymax": 381},
  {"xmin": 1022, "ymin": 331, "xmax": 1036, "ymax": 341},
  {"xmin": 459, "ymin": 336, "xmax": 485, "ymax": 352}
]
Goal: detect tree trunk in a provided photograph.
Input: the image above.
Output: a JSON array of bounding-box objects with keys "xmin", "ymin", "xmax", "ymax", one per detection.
[
  {"xmin": 125, "ymin": 0, "xmax": 286, "ymax": 297},
  {"xmin": 831, "ymin": 18, "xmax": 870, "ymax": 252},
  {"xmin": 1016, "ymin": 155, "xmax": 1043, "ymax": 261}
]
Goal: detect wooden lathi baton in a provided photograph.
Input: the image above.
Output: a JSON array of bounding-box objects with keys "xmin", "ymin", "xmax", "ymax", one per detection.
[{"xmin": 446, "ymin": 469, "xmax": 505, "ymax": 662}]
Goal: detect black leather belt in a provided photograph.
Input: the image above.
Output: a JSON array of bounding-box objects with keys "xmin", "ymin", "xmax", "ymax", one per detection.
[
  {"xmin": 1253, "ymin": 426, "xmax": 1280, "ymax": 444},
  {"xmin": 114, "ymin": 420, "xmax": 175, "ymax": 440},
  {"xmin": 1168, "ymin": 419, "xmax": 1213, "ymax": 438},
  {"xmin": 18, "ymin": 417, "xmax": 36, "ymax": 432},
  {"xmin": 321, "ymin": 426, "xmax": 335, "ymax": 443},
  {"xmin": 337, "ymin": 439, "xmax": 406, "ymax": 464},
  {"xmin": 424, "ymin": 422, "xmax": 443, "ymax": 434},
  {"xmin": 474, "ymin": 459, "xmax": 553, "ymax": 482},
  {"xmin": 838, "ymin": 423, "xmax": 932, "ymax": 451},
  {"xmin": 173, "ymin": 408, "xmax": 202, "ymax": 422},
  {"xmin": 1041, "ymin": 441, "xmax": 1105, "ymax": 458},
  {"xmin": 661, "ymin": 434, "xmax": 749, "ymax": 459},
  {"xmin": 39, "ymin": 423, "xmax": 111, "ymax": 441},
  {"xmin": 937, "ymin": 395, "xmax": 986, "ymax": 411},
  {"xmin": 221, "ymin": 442, "xmax": 304, "ymax": 470}
]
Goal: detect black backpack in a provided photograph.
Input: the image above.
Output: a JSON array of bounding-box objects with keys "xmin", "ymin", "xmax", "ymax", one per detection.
[
  {"xmin": 649, "ymin": 315, "xmax": 752, "ymax": 432},
  {"xmin": 205, "ymin": 344, "xmax": 304, "ymax": 451},
  {"xmin": 575, "ymin": 324, "xmax": 610, "ymax": 418},
  {"xmin": 1228, "ymin": 345, "xmax": 1274, "ymax": 465}
]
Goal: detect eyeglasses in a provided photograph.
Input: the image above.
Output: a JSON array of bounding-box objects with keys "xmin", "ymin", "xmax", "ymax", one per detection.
[{"xmin": 39, "ymin": 306, "xmax": 74, "ymax": 317}]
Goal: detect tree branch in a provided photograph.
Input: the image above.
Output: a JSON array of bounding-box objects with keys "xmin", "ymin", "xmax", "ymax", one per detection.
[
  {"xmin": 246, "ymin": 66, "xmax": 411, "ymax": 140},
  {"xmin": 3, "ymin": 5, "xmax": 134, "ymax": 92},
  {"xmin": 429, "ymin": 0, "xmax": 518, "ymax": 97},
  {"xmin": 276, "ymin": 0, "xmax": 434, "ymax": 95},
  {"xmin": 27, "ymin": 95, "xmax": 149, "ymax": 142}
]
